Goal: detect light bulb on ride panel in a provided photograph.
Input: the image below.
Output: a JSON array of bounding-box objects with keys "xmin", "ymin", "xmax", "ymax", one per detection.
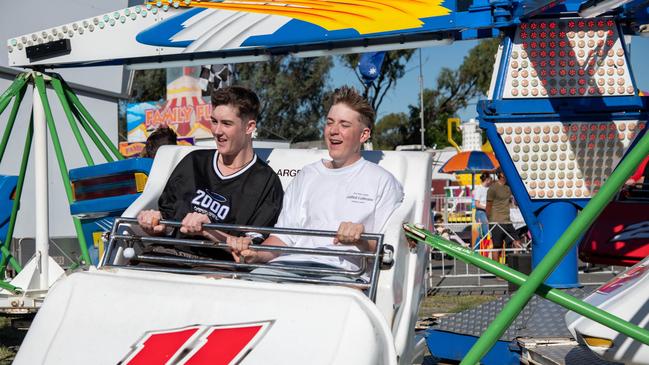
[{"xmin": 123, "ymin": 247, "xmax": 135, "ymax": 259}]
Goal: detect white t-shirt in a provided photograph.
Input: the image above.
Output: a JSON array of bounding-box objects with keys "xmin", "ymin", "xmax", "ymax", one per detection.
[
  {"xmin": 473, "ymin": 185, "xmax": 488, "ymax": 208},
  {"xmin": 270, "ymin": 158, "xmax": 404, "ymax": 272}
]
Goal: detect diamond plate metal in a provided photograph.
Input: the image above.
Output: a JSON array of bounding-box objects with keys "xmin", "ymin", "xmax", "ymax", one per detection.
[
  {"xmin": 525, "ymin": 344, "xmax": 623, "ymax": 365},
  {"xmin": 436, "ymin": 288, "xmax": 592, "ymax": 341}
]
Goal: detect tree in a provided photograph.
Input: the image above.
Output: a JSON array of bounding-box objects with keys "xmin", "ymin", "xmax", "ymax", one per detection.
[
  {"xmin": 422, "ymin": 39, "xmax": 499, "ymax": 148},
  {"xmin": 235, "ymin": 56, "xmax": 333, "ymax": 143},
  {"xmin": 339, "ymin": 50, "xmax": 415, "ymax": 113},
  {"xmin": 372, "ymin": 112, "xmax": 411, "ymax": 149},
  {"xmin": 374, "ymin": 39, "xmax": 499, "ymax": 150},
  {"xmin": 117, "ymin": 69, "xmax": 167, "ymax": 141},
  {"xmin": 130, "ymin": 69, "xmax": 166, "ymax": 102}
]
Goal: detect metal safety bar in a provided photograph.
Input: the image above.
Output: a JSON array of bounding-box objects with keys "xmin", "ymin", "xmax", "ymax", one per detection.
[
  {"xmin": 102, "ymin": 217, "xmax": 385, "ymax": 301},
  {"xmin": 131, "ymin": 253, "xmax": 366, "ymax": 277}
]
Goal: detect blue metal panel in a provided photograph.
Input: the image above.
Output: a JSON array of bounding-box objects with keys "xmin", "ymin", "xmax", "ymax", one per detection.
[
  {"xmin": 479, "ymin": 18, "xmax": 648, "ymax": 287},
  {"xmin": 0, "ymin": 176, "xmax": 18, "ymax": 262},
  {"xmin": 492, "ymin": 35, "xmax": 514, "ymax": 100},
  {"xmin": 519, "ymin": 0, "xmax": 567, "ymax": 18},
  {"xmin": 68, "ymin": 159, "xmax": 153, "ymax": 265},
  {"xmin": 425, "ymin": 329, "xmax": 520, "ymax": 365},
  {"xmin": 535, "ymin": 201, "xmax": 580, "ymax": 287},
  {"xmin": 481, "ymin": 96, "xmax": 649, "ymax": 117},
  {"xmin": 69, "ymin": 194, "xmax": 142, "ymax": 216},
  {"xmin": 69, "ymin": 158, "xmax": 152, "ymax": 181}
]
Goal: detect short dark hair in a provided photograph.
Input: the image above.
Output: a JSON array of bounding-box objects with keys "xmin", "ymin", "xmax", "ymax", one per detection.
[
  {"xmin": 211, "ymin": 86, "xmax": 260, "ymax": 121},
  {"xmin": 480, "ymin": 172, "xmax": 492, "ymax": 182},
  {"xmin": 142, "ymin": 126, "xmax": 177, "ymax": 158},
  {"xmin": 330, "ymin": 86, "xmax": 375, "ymax": 130}
]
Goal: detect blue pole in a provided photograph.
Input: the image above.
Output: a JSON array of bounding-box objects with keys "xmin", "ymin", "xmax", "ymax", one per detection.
[{"xmin": 534, "ymin": 201, "xmax": 580, "ymax": 287}]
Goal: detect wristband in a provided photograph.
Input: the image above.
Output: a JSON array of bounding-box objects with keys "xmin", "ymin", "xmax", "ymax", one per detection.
[{"xmin": 244, "ymin": 232, "xmax": 264, "ymax": 245}]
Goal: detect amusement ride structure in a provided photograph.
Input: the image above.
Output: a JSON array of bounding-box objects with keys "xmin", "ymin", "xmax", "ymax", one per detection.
[{"xmin": 0, "ymin": 0, "xmax": 648, "ymax": 364}]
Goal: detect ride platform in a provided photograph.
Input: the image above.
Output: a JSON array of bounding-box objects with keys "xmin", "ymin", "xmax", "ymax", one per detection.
[{"xmin": 426, "ymin": 286, "xmax": 620, "ymax": 365}]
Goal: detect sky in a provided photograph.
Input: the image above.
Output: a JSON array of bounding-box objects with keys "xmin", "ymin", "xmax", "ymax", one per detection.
[{"xmin": 329, "ymin": 36, "xmax": 649, "ymax": 123}]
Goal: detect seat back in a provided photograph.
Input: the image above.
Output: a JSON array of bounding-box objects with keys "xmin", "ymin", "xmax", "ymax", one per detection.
[{"xmin": 121, "ymin": 145, "xmax": 433, "ymax": 363}]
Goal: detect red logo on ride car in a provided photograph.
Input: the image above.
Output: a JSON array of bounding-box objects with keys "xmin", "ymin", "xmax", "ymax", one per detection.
[
  {"xmin": 120, "ymin": 321, "xmax": 272, "ymax": 365},
  {"xmin": 597, "ymin": 263, "xmax": 649, "ymax": 294}
]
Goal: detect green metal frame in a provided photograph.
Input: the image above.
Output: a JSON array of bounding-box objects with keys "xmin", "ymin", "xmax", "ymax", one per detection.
[
  {"xmin": 404, "ymin": 124, "xmax": 649, "ymax": 364},
  {"xmin": 0, "ymin": 112, "xmax": 33, "ymax": 279},
  {"xmin": 0, "ymin": 76, "xmax": 29, "ymax": 279},
  {"xmin": 34, "ymin": 74, "xmax": 92, "ymax": 270},
  {"xmin": 0, "ymin": 71, "xmax": 123, "ymax": 287}
]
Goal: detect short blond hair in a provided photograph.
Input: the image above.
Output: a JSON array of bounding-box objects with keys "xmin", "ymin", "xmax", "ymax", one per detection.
[{"xmin": 330, "ymin": 86, "xmax": 375, "ymax": 129}]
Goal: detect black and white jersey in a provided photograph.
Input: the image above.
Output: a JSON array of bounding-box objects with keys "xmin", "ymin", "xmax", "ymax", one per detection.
[{"xmin": 159, "ymin": 150, "xmax": 284, "ymax": 230}]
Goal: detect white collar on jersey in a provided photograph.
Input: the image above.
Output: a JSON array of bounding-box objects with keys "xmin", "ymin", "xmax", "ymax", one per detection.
[{"xmin": 212, "ymin": 151, "xmax": 257, "ymax": 180}]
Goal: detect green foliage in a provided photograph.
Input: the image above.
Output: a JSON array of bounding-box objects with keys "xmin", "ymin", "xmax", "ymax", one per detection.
[
  {"xmin": 339, "ymin": 50, "xmax": 415, "ymax": 113},
  {"xmin": 374, "ymin": 39, "xmax": 499, "ymax": 150},
  {"xmin": 235, "ymin": 56, "xmax": 333, "ymax": 143},
  {"xmin": 0, "ymin": 316, "xmax": 25, "ymax": 364},
  {"xmin": 130, "ymin": 69, "xmax": 166, "ymax": 102},
  {"xmin": 118, "ymin": 69, "xmax": 167, "ymax": 141},
  {"xmin": 373, "ymin": 112, "xmax": 412, "ymax": 149}
]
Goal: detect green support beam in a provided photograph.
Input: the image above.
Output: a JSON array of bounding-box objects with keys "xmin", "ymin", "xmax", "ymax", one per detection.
[
  {"xmin": 34, "ymin": 74, "xmax": 92, "ymax": 266},
  {"xmin": 404, "ymin": 224, "xmax": 649, "ymax": 347},
  {"xmin": 61, "ymin": 79, "xmax": 123, "ymax": 161},
  {"xmin": 0, "ymin": 74, "xmax": 28, "ymax": 117},
  {"xmin": 69, "ymin": 101, "xmax": 115, "ymax": 162},
  {"xmin": 0, "ymin": 80, "xmax": 28, "ymax": 278},
  {"xmin": 50, "ymin": 77, "xmax": 94, "ymax": 166},
  {"xmin": 0, "ymin": 113, "xmax": 32, "ymax": 275},
  {"xmin": 0, "ymin": 80, "xmax": 28, "ymax": 163},
  {"xmin": 0, "ymin": 279, "xmax": 21, "ymax": 295},
  {"xmin": 0, "ymin": 111, "xmax": 32, "ymax": 279},
  {"xmin": 0, "ymin": 70, "xmax": 129, "ymax": 279}
]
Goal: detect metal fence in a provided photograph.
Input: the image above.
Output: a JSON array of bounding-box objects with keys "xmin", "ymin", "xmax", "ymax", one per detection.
[{"xmin": 424, "ymin": 210, "xmax": 623, "ymax": 292}]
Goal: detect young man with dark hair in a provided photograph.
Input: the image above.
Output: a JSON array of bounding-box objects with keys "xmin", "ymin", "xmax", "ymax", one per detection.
[
  {"xmin": 137, "ymin": 86, "xmax": 284, "ymax": 260},
  {"xmin": 141, "ymin": 126, "xmax": 178, "ymax": 159},
  {"xmin": 227, "ymin": 86, "xmax": 403, "ymax": 279}
]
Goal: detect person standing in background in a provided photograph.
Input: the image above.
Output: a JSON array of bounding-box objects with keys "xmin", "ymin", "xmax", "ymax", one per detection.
[
  {"xmin": 486, "ymin": 169, "xmax": 517, "ymax": 263},
  {"xmin": 472, "ymin": 172, "xmax": 492, "ymax": 248}
]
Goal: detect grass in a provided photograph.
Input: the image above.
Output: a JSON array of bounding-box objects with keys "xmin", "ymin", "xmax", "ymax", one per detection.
[
  {"xmin": 419, "ymin": 294, "xmax": 499, "ymax": 317},
  {"xmin": 0, "ymin": 316, "xmax": 27, "ymax": 364}
]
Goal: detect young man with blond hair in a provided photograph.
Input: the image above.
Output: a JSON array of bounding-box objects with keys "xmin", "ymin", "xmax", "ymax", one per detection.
[{"xmin": 227, "ymin": 86, "xmax": 403, "ymax": 278}]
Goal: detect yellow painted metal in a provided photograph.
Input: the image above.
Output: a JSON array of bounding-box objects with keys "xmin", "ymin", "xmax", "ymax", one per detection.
[
  {"xmin": 70, "ymin": 182, "xmax": 77, "ymax": 201},
  {"xmin": 134, "ymin": 173, "xmax": 148, "ymax": 193},
  {"xmin": 92, "ymin": 231, "xmax": 105, "ymax": 262},
  {"xmin": 447, "ymin": 117, "xmax": 462, "ymax": 152},
  {"xmin": 178, "ymin": 0, "xmax": 451, "ymax": 34},
  {"xmin": 583, "ymin": 336, "xmax": 614, "ymax": 348},
  {"xmin": 482, "ymin": 140, "xmax": 493, "ymax": 153}
]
